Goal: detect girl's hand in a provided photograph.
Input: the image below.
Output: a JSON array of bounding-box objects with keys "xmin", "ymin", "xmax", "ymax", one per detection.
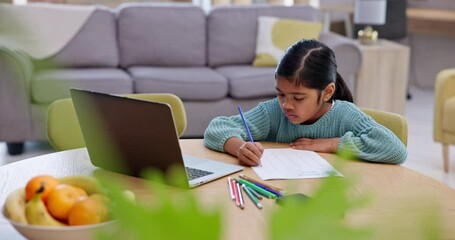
[
  {"xmin": 290, "ymin": 138, "xmax": 340, "ymax": 153},
  {"xmin": 237, "ymin": 142, "xmax": 264, "ymax": 166},
  {"xmin": 224, "ymin": 138, "xmax": 264, "ymax": 166}
]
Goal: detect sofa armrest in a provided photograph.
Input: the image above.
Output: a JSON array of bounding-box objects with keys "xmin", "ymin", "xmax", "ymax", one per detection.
[
  {"xmin": 319, "ymin": 32, "xmax": 362, "ymax": 94},
  {"xmin": 0, "ymin": 46, "xmax": 33, "ymax": 141}
]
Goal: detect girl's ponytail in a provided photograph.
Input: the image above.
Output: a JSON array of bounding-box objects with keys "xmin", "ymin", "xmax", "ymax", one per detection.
[{"xmin": 331, "ymin": 72, "xmax": 353, "ymax": 103}]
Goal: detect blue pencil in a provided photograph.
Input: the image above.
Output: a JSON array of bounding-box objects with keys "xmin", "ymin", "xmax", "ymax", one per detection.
[
  {"xmin": 237, "ymin": 106, "xmax": 254, "ymax": 143},
  {"xmin": 251, "ymin": 182, "xmax": 282, "ymax": 197}
]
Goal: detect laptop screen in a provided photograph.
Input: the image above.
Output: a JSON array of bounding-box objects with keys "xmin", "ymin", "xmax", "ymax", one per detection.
[{"xmin": 70, "ymin": 89, "xmax": 185, "ymax": 178}]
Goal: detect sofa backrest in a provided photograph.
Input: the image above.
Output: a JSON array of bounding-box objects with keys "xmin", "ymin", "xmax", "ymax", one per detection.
[
  {"xmin": 44, "ymin": 7, "xmax": 119, "ymax": 68},
  {"xmin": 207, "ymin": 5, "xmax": 320, "ymax": 67},
  {"xmin": 117, "ymin": 3, "xmax": 206, "ymax": 68}
]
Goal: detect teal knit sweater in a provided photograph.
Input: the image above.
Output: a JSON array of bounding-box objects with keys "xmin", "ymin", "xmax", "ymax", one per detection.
[{"xmin": 204, "ymin": 98, "xmax": 407, "ymax": 164}]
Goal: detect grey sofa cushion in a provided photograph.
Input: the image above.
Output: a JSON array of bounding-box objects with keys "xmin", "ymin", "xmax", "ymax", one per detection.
[
  {"xmin": 208, "ymin": 5, "xmax": 320, "ymax": 67},
  {"xmin": 129, "ymin": 66, "xmax": 228, "ymax": 100},
  {"xmin": 184, "ymin": 97, "xmax": 271, "ymax": 137},
  {"xmin": 118, "ymin": 3, "xmax": 206, "ymax": 68},
  {"xmin": 32, "ymin": 68, "xmax": 133, "ymax": 104},
  {"xmin": 216, "ymin": 65, "xmax": 276, "ymax": 98},
  {"xmin": 41, "ymin": 8, "xmax": 119, "ymax": 68}
]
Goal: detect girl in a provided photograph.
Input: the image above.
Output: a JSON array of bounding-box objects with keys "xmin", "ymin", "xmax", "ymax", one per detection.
[{"xmin": 204, "ymin": 39, "xmax": 407, "ymax": 166}]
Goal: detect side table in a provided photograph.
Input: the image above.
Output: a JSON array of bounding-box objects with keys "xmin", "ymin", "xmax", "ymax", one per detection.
[{"xmin": 355, "ymin": 39, "xmax": 410, "ymax": 115}]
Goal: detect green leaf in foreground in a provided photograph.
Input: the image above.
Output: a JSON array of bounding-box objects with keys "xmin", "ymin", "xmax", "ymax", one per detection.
[
  {"xmin": 96, "ymin": 169, "xmax": 222, "ymax": 240},
  {"xmin": 269, "ymin": 173, "xmax": 372, "ymax": 240}
]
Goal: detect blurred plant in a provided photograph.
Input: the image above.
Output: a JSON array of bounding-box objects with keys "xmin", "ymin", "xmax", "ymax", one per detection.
[
  {"xmin": 269, "ymin": 173, "xmax": 372, "ymax": 240},
  {"xmin": 337, "ymin": 144, "xmax": 357, "ymax": 162},
  {"xmin": 95, "ymin": 169, "xmax": 222, "ymax": 240}
]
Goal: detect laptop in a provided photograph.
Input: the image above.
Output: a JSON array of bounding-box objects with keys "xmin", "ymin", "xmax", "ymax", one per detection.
[{"xmin": 70, "ymin": 89, "xmax": 243, "ymax": 188}]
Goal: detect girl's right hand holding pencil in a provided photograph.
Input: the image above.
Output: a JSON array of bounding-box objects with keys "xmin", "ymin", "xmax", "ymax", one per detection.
[
  {"xmin": 238, "ymin": 141, "xmax": 264, "ymax": 166},
  {"xmin": 224, "ymin": 137, "xmax": 264, "ymax": 166}
]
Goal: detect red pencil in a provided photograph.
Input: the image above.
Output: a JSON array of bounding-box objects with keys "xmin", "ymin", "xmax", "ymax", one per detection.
[{"xmin": 227, "ymin": 177, "xmax": 235, "ymax": 200}]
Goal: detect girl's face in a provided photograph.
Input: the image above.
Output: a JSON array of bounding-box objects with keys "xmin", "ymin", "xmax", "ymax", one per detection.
[{"xmin": 276, "ymin": 76, "xmax": 334, "ymax": 124}]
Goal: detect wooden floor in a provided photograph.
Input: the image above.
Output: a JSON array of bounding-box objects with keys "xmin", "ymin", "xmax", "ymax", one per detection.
[{"xmin": 1, "ymin": 84, "xmax": 454, "ymax": 189}]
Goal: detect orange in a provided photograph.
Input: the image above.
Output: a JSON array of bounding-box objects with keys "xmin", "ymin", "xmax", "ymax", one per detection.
[
  {"xmin": 68, "ymin": 194, "xmax": 110, "ymax": 226},
  {"xmin": 46, "ymin": 184, "xmax": 88, "ymax": 221},
  {"xmin": 25, "ymin": 175, "xmax": 60, "ymax": 203}
]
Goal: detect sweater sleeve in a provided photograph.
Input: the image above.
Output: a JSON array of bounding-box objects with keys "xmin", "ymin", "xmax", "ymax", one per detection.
[
  {"xmin": 203, "ymin": 101, "xmax": 273, "ymax": 152},
  {"xmin": 338, "ymin": 116, "xmax": 408, "ymax": 165}
]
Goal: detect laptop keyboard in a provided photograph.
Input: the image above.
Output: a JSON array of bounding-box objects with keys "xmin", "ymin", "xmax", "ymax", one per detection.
[{"xmin": 185, "ymin": 167, "xmax": 214, "ymax": 181}]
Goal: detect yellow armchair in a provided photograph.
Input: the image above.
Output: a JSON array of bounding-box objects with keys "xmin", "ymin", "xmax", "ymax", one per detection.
[
  {"xmin": 434, "ymin": 69, "xmax": 455, "ymax": 172},
  {"xmin": 47, "ymin": 93, "xmax": 187, "ymax": 151},
  {"xmin": 361, "ymin": 108, "xmax": 408, "ymax": 146}
]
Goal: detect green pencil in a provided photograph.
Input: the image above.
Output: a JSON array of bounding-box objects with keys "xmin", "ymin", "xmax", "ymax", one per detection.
[
  {"xmin": 246, "ymin": 186, "xmax": 263, "ymax": 200},
  {"xmin": 236, "ymin": 178, "xmax": 277, "ymax": 199},
  {"xmin": 242, "ymin": 184, "xmax": 262, "ymax": 209}
]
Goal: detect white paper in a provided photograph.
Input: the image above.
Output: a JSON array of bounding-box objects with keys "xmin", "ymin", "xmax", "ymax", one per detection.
[{"xmin": 252, "ymin": 148, "xmax": 343, "ymax": 180}]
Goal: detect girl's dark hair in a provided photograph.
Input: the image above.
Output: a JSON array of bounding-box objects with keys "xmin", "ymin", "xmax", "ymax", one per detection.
[{"xmin": 276, "ymin": 39, "xmax": 353, "ymax": 103}]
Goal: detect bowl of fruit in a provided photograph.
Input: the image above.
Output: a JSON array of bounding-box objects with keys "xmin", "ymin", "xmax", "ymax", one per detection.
[{"xmin": 3, "ymin": 175, "xmax": 118, "ymax": 240}]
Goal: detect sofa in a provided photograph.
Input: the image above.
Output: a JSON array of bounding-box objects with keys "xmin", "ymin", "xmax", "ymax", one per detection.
[{"xmin": 0, "ymin": 3, "xmax": 362, "ymax": 155}]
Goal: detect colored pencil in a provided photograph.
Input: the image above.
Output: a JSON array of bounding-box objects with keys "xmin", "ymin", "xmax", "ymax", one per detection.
[
  {"xmin": 251, "ymin": 182, "xmax": 282, "ymax": 197},
  {"xmin": 232, "ymin": 179, "xmax": 240, "ymax": 207},
  {"xmin": 237, "ymin": 106, "xmax": 262, "ymax": 167},
  {"xmin": 227, "ymin": 177, "xmax": 235, "ymax": 200},
  {"xmin": 246, "ymin": 186, "xmax": 263, "ymax": 200},
  {"xmin": 236, "ymin": 178, "xmax": 277, "ymax": 199},
  {"xmin": 242, "ymin": 184, "xmax": 262, "ymax": 209},
  {"xmin": 236, "ymin": 182, "xmax": 244, "ymax": 209},
  {"xmin": 239, "ymin": 174, "xmax": 286, "ymax": 194},
  {"xmin": 238, "ymin": 106, "xmax": 255, "ymax": 143}
]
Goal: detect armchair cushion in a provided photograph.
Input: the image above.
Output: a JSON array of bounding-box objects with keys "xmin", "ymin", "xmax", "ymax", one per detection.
[
  {"xmin": 443, "ymin": 97, "xmax": 455, "ymax": 134},
  {"xmin": 253, "ymin": 16, "xmax": 322, "ymax": 67}
]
